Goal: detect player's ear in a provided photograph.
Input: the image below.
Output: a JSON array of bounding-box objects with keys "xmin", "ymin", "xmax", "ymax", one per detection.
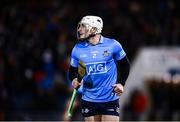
[{"xmin": 90, "ymin": 27, "xmax": 97, "ymax": 34}]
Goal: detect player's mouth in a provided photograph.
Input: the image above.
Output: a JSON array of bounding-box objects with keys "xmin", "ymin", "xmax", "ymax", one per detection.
[{"xmin": 78, "ymin": 33, "xmax": 84, "ymax": 37}]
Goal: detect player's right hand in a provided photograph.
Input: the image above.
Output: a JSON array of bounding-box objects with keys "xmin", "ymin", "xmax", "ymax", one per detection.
[{"xmin": 72, "ymin": 78, "xmax": 81, "ymax": 89}]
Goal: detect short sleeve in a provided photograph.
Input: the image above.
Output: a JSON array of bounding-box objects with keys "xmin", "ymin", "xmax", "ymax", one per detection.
[
  {"xmin": 70, "ymin": 46, "xmax": 78, "ymax": 67},
  {"xmin": 113, "ymin": 40, "xmax": 126, "ymax": 60}
]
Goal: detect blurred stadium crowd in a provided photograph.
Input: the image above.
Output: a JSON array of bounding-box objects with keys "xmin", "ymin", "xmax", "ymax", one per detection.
[
  {"xmin": 0, "ymin": 0, "xmax": 179, "ymax": 121},
  {"xmin": 123, "ymin": 74, "xmax": 180, "ymax": 121}
]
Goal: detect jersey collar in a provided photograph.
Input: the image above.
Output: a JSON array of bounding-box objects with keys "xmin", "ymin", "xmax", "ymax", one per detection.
[
  {"xmin": 99, "ymin": 35, "xmax": 104, "ymax": 44},
  {"xmin": 84, "ymin": 35, "xmax": 104, "ymax": 46}
]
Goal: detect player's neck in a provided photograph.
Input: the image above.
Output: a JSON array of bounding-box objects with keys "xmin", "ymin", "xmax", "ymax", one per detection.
[{"xmin": 88, "ymin": 34, "xmax": 101, "ymax": 45}]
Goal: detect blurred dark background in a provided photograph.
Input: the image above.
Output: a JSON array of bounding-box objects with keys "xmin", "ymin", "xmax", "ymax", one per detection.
[{"xmin": 0, "ymin": 0, "xmax": 179, "ymax": 121}]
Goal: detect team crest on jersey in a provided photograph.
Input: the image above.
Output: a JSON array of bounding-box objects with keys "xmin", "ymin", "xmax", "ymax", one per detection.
[{"xmin": 103, "ymin": 50, "xmax": 109, "ymax": 57}]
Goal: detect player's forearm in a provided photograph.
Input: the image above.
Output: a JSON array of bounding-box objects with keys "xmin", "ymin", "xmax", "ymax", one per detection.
[
  {"xmin": 117, "ymin": 56, "xmax": 130, "ymax": 86},
  {"xmin": 68, "ymin": 65, "xmax": 78, "ymax": 82}
]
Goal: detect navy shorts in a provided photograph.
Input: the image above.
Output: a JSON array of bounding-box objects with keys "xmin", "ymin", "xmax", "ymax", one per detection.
[{"xmin": 81, "ymin": 99, "xmax": 120, "ymax": 117}]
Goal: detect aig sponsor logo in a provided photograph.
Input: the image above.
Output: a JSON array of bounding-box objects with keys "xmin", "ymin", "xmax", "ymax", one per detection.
[{"xmin": 86, "ymin": 62, "xmax": 107, "ymax": 75}]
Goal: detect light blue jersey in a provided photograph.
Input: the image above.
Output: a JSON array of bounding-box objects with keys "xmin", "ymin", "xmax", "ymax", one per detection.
[{"xmin": 70, "ymin": 36, "xmax": 126, "ymax": 102}]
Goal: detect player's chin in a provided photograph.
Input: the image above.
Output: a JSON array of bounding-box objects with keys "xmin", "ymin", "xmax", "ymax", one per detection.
[
  {"xmin": 78, "ymin": 37, "xmax": 86, "ymax": 41},
  {"xmin": 77, "ymin": 34, "xmax": 86, "ymax": 40}
]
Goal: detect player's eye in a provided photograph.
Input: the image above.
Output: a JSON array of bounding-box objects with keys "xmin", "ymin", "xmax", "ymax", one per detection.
[
  {"xmin": 81, "ymin": 23, "xmax": 86, "ymax": 28},
  {"xmin": 77, "ymin": 23, "xmax": 89, "ymax": 30}
]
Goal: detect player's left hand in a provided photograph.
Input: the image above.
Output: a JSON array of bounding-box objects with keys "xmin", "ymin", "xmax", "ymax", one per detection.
[{"xmin": 112, "ymin": 83, "xmax": 124, "ymax": 96}]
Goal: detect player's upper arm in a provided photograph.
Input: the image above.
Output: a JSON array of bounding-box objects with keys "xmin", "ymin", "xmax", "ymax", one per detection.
[
  {"xmin": 70, "ymin": 46, "xmax": 78, "ymax": 67},
  {"xmin": 113, "ymin": 40, "xmax": 126, "ymax": 61}
]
